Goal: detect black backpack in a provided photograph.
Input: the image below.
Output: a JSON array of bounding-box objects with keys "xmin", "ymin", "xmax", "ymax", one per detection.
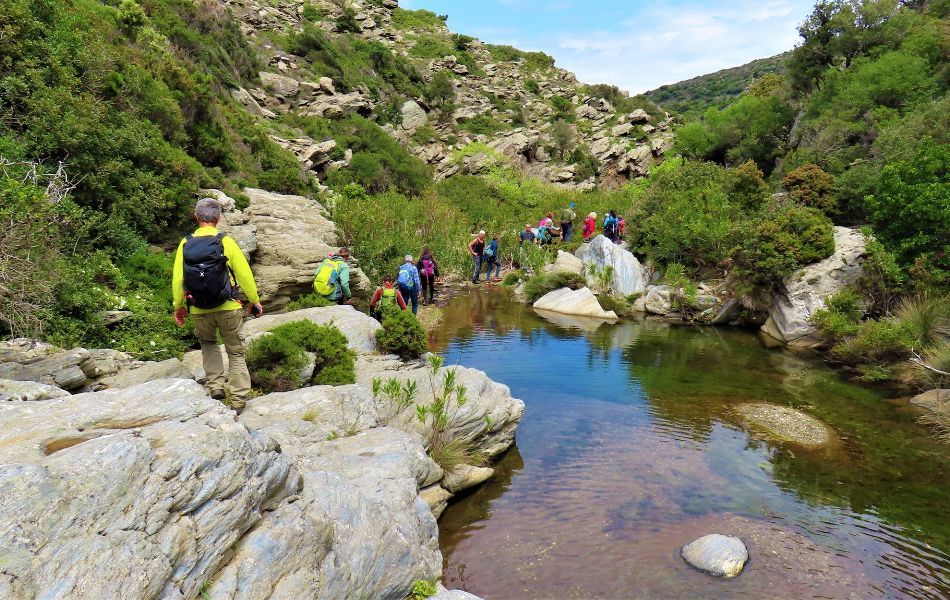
[{"xmin": 182, "ymin": 233, "xmax": 238, "ymax": 309}]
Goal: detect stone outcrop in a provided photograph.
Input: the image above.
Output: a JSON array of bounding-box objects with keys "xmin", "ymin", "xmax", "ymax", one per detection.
[
  {"xmin": 0, "ymin": 306, "xmax": 517, "ymax": 599},
  {"xmin": 681, "ymin": 534, "xmax": 749, "ymax": 578},
  {"xmin": 241, "ymin": 187, "xmax": 371, "ymax": 308},
  {"xmin": 0, "ymin": 378, "xmax": 69, "ymax": 401},
  {"xmin": 0, "ymin": 338, "xmax": 194, "ymax": 393},
  {"xmin": 735, "ymin": 403, "xmax": 835, "ymax": 448},
  {"xmin": 0, "ymin": 379, "xmax": 299, "ymax": 599},
  {"xmin": 577, "ymin": 236, "xmax": 648, "ymax": 296},
  {"xmin": 533, "ymin": 287, "xmax": 618, "ymax": 319},
  {"xmin": 762, "ymin": 227, "xmax": 868, "ymax": 347},
  {"xmin": 545, "ymin": 250, "xmax": 585, "ymax": 275}
]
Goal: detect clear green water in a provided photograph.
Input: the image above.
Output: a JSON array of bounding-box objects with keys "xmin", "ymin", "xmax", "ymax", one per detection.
[{"xmin": 433, "ymin": 289, "xmax": 950, "ymax": 599}]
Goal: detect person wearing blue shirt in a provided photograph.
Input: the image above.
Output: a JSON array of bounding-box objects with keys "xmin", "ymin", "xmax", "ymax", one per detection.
[
  {"xmin": 485, "ymin": 235, "xmax": 501, "ymax": 281},
  {"xmin": 397, "ymin": 254, "xmax": 422, "ymax": 314},
  {"xmin": 603, "ymin": 209, "xmax": 620, "ymax": 243}
]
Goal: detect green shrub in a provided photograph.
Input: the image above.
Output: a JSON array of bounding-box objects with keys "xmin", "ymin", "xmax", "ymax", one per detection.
[
  {"xmin": 409, "ymin": 579, "xmax": 438, "ymax": 600},
  {"xmin": 459, "ymin": 114, "xmax": 508, "ymax": 135},
  {"xmin": 596, "ymin": 294, "xmax": 628, "ymax": 315},
  {"xmin": 782, "ymin": 163, "xmax": 838, "ymax": 216},
  {"xmin": 522, "ymin": 271, "xmax": 586, "ymax": 303},
  {"xmin": 269, "ymin": 320, "xmax": 356, "ymax": 385},
  {"xmin": 485, "ymin": 44, "xmax": 554, "ymax": 70},
  {"xmin": 285, "ymin": 293, "xmax": 333, "ymax": 311},
  {"xmin": 812, "ymin": 289, "xmax": 865, "ymax": 342},
  {"xmin": 832, "ymin": 318, "xmax": 915, "ymax": 363},
  {"xmin": 376, "ymin": 308, "xmax": 428, "ymax": 359},
  {"xmin": 392, "ymin": 8, "xmax": 445, "ymax": 31},
  {"xmin": 502, "ymin": 270, "xmax": 525, "ymax": 286},
  {"xmin": 247, "ymin": 334, "xmax": 308, "ymax": 393},
  {"xmin": 525, "ymin": 79, "xmax": 540, "ymax": 94},
  {"xmin": 730, "ymin": 200, "xmax": 835, "ymax": 295}
]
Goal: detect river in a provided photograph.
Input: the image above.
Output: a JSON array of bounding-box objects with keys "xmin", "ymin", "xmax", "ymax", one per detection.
[{"xmin": 430, "ymin": 289, "xmax": 950, "ymax": 599}]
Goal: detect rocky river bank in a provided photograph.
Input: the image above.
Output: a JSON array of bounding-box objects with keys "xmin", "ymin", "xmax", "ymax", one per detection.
[{"xmin": 0, "ymin": 307, "xmax": 522, "ymax": 599}]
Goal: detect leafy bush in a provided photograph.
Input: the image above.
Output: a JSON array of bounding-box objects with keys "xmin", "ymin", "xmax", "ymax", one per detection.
[
  {"xmin": 376, "ymin": 308, "xmax": 428, "ymax": 359},
  {"xmin": 269, "ymin": 321, "xmax": 356, "ymax": 385},
  {"xmin": 521, "ymin": 271, "xmax": 586, "ymax": 303},
  {"xmin": 782, "ymin": 164, "xmax": 837, "ymax": 216},
  {"xmin": 867, "ymin": 141, "xmax": 949, "ymax": 285},
  {"xmin": 458, "ymin": 114, "xmax": 508, "ymax": 135},
  {"xmin": 596, "ymin": 294, "xmax": 628, "ymax": 315},
  {"xmin": 811, "ymin": 289, "xmax": 865, "ymax": 342},
  {"xmin": 730, "ymin": 200, "xmax": 835, "ymax": 295},
  {"xmin": 246, "ymin": 334, "xmax": 308, "ymax": 393},
  {"xmin": 485, "ymin": 44, "xmax": 554, "ymax": 70},
  {"xmin": 409, "ymin": 579, "xmax": 438, "ymax": 600},
  {"xmin": 831, "ymin": 318, "xmax": 915, "ymax": 363}
]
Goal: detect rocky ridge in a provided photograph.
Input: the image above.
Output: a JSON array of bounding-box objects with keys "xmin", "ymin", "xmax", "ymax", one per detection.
[
  {"xmin": 0, "ymin": 308, "xmax": 523, "ymax": 599},
  {"xmin": 221, "ymin": 0, "xmax": 674, "ymax": 189}
]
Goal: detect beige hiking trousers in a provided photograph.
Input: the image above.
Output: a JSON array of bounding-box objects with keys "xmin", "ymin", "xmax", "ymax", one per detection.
[{"xmin": 192, "ymin": 308, "xmax": 251, "ymax": 406}]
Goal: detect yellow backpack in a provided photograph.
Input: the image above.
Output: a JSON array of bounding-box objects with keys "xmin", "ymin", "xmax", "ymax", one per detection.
[{"xmin": 313, "ymin": 259, "xmax": 343, "ymax": 296}]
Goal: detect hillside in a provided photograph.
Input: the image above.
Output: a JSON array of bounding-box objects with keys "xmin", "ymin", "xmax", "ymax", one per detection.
[{"xmin": 643, "ymin": 53, "xmax": 789, "ymax": 117}]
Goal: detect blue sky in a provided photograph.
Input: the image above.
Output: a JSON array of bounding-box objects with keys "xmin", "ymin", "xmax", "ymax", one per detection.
[{"xmin": 399, "ymin": 0, "xmax": 815, "ymax": 93}]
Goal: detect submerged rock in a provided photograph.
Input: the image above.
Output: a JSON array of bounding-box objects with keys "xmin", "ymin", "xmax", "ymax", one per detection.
[
  {"xmin": 579, "ymin": 235, "xmax": 648, "ymax": 295},
  {"xmin": 681, "ymin": 533, "xmax": 749, "ymax": 578},
  {"xmin": 534, "ymin": 287, "xmax": 618, "ymax": 319},
  {"xmin": 762, "ymin": 226, "xmax": 867, "ymax": 347},
  {"xmin": 735, "ymin": 402, "xmax": 834, "ymax": 448}
]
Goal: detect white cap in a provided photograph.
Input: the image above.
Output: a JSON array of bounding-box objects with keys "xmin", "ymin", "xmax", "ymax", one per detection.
[
  {"xmin": 479, "ymin": 230, "xmax": 486, "ymax": 235},
  {"xmin": 405, "ymin": 254, "xmax": 413, "ymax": 262}
]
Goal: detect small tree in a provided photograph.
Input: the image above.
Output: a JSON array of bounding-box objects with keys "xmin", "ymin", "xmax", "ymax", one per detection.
[
  {"xmin": 550, "ymin": 119, "xmax": 575, "ymax": 159},
  {"xmin": 423, "ymin": 70, "xmax": 456, "ymax": 121}
]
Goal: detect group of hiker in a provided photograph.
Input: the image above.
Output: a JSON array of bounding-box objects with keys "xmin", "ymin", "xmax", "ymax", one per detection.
[
  {"xmin": 172, "ymin": 197, "xmax": 629, "ymax": 411},
  {"xmin": 367, "ymin": 249, "xmax": 440, "ymax": 319},
  {"xmin": 519, "ymin": 203, "xmax": 626, "ymax": 247}
]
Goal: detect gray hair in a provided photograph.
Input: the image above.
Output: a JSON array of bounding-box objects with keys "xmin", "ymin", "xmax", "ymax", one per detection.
[{"xmin": 195, "ymin": 198, "xmax": 222, "ymax": 224}]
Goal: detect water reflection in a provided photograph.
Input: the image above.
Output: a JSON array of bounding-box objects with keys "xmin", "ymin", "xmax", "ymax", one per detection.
[{"xmin": 434, "ymin": 289, "xmax": 950, "ymax": 599}]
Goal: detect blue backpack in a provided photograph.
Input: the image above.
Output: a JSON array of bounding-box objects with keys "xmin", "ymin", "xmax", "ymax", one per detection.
[
  {"xmin": 397, "ymin": 264, "xmax": 415, "ymax": 289},
  {"xmin": 604, "ymin": 216, "xmax": 619, "ymax": 237}
]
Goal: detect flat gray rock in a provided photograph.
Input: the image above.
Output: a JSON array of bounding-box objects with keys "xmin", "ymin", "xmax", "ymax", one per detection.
[
  {"xmin": 682, "ymin": 533, "xmax": 749, "ymax": 578},
  {"xmin": 0, "ymin": 378, "xmax": 69, "ymax": 401},
  {"xmin": 0, "ymin": 378, "xmax": 299, "ymax": 599},
  {"xmin": 97, "ymin": 358, "xmax": 193, "ymax": 389}
]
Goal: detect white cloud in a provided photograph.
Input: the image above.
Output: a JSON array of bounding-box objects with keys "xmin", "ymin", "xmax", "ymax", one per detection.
[{"xmin": 550, "ymin": 0, "xmax": 812, "ymax": 93}]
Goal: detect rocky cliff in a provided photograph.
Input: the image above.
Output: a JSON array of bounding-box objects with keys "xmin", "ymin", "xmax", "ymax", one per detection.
[{"xmin": 222, "ymin": 0, "xmax": 674, "ymax": 190}]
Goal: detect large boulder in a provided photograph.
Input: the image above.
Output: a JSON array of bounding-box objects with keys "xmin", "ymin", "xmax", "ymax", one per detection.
[
  {"xmin": 762, "ymin": 226, "xmax": 868, "ymax": 347},
  {"xmin": 578, "ymin": 235, "xmax": 648, "ymax": 296},
  {"xmin": 356, "ymin": 354, "xmax": 525, "ymax": 460},
  {"xmin": 0, "ymin": 379, "xmax": 299, "ymax": 599},
  {"xmin": 259, "ymin": 71, "xmax": 300, "ymax": 98},
  {"xmin": 533, "ymin": 287, "xmax": 618, "ymax": 320},
  {"xmin": 242, "ymin": 188, "xmax": 371, "ymax": 309},
  {"xmin": 400, "ymin": 100, "xmax": 428, "ymax": 131},
  {"xmin": 208, "ymin": 382, "xmax": 443, "ymax": 600},
  {"xmin": 545, "ymin": 250, "xmax": 585, "ymax": 275},
  {"xmin": 0, "ymin": 347, "xmax": 90, "ymax": 391}
]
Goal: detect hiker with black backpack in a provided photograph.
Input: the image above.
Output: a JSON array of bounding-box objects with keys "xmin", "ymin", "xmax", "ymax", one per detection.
[
  {"xmin": 173, "ymin": 198, "xmax": 262, "ymax": 413},
  {"xmin": 417, "ymin": 247, "xmax": 440, "ymax": 305},
  {"xmin": 313, "ymin": 248, "xmax": 352, "ymax": 305}
]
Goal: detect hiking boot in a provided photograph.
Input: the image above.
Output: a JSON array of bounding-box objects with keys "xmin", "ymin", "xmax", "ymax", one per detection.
[{"xmin": 209, "ymin": 389, "xmax": 226, "ymax": 400}]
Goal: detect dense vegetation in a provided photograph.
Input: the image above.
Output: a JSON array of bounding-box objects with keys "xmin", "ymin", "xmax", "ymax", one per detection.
[
  {"xmin": 0, "ymin": 0, "xmax": 309, "ymax": 353},
  {"xmin": 644, "ymin": 53, "xmax": 789, "ymax": 117}
]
